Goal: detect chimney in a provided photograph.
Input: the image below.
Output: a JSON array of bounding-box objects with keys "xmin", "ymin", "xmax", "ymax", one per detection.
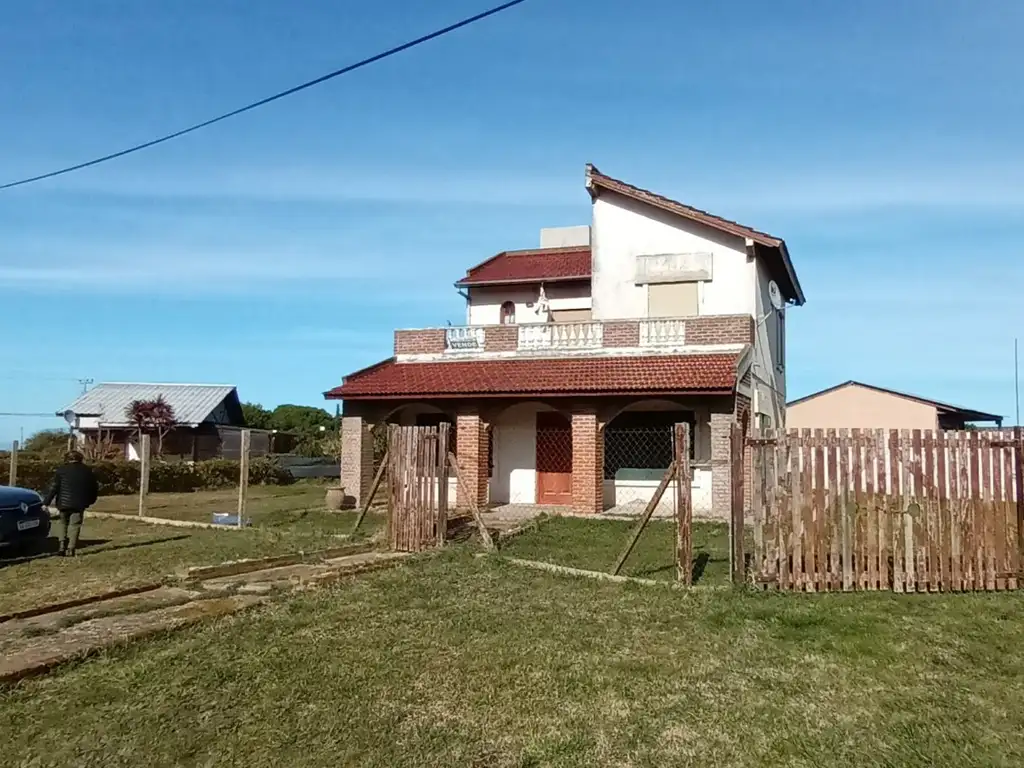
[{"xmin": 539, "ymin": 225, "xmax": 590, "ymax": 249}]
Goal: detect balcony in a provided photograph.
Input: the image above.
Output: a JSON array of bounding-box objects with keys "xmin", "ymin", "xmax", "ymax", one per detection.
[{"xmin": 394, "ymin": 315, "xmax": 754, "ymax": 359}]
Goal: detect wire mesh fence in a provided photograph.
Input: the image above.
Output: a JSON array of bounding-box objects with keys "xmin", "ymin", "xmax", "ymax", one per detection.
[
  {"xmin": 603, "ymin": 414, "xmax": 694, "ymax": 515},
  {"xmin": 0, "ymin": 431, "xmax": 319, "ymax": 530}
]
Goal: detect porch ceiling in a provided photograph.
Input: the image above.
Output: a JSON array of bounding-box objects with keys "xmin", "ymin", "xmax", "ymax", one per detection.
[{"xmin": 325, "ymin": 353, "xmax": 740, "ymax": 401}]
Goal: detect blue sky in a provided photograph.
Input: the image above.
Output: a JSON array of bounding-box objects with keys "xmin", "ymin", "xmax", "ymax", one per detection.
[{"xmin": 2, "ymin": 0, "xmax": 1023, "ymax": 442}]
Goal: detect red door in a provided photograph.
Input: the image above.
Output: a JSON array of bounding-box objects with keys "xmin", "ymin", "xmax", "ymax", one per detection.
[{"xmin": 536, "ymin": 412, "xmax": 572, "ymax": 505}]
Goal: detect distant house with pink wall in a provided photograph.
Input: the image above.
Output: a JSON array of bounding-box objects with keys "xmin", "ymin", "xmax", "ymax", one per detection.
[{"xmin": 786, "ymin": 381, "xmax": 1002, "ymax": 432}]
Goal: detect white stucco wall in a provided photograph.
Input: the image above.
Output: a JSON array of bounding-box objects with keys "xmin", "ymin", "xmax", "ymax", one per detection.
[
  {"xmin": 590, "ymin": 194, "xmax": 756, "ymax": 321},
  {"xmin": 467, "ymin": 283, "xmax": 591, "ymax": 326},
  {"xmin": 752, "ymin": 260, "xmax": 786, "ymax": 428},
  {"xmin": 490, "ymin": 402, "xmax": 546, "ymax": 504}
]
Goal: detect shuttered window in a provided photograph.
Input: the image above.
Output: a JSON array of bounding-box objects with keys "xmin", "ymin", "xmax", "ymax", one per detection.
[
  {"xmin": 550, "ymin": 308, "xmax": 592, "ymax": 323},
  {"xmin": 647, "ymin": 282, "xmax": 698, "ymax": 318}
]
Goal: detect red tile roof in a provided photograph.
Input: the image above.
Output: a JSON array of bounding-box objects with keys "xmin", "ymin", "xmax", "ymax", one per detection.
[
  {"xmin": 456, "ymin": 246, "xmax": 591, "ymax": 287},
  {"xmin": 325, "ymin": 353, "xmax": 740, "ymax": 400},
  {"xmin": 585, "ymin": 164, "xmax": 805, "ymax": 305}
]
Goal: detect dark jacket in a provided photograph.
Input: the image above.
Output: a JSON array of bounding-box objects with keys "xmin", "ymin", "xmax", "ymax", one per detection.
[{"xmin": 43, "ymin": 463, "xmax": 99, "ymax": 511}]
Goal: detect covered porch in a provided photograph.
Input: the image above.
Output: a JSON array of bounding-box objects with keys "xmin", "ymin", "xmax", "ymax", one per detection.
[
  {"xmin": 335, "ymin": 394, "xmax": 742, "ymax": 520},
  {"xmin": 326, "ymin": 350, "xmax": 749, "ymax": 520}
]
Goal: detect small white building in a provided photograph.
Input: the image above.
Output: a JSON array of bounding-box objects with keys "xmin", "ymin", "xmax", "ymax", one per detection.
[{"xmin": 327, "ymin": 164, "xmax": 805, "ymax": 519}]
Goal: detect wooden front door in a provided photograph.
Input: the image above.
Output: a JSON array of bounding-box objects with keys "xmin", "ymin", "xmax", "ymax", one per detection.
[{"xmin": 536, "ymin": 412, "xmax": 572, "ymax": 505}]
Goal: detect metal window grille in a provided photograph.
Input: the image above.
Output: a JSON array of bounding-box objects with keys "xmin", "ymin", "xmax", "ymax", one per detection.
[{"xmin": 603, "ymin": 411, "xmax": 695, "ymax": 513}]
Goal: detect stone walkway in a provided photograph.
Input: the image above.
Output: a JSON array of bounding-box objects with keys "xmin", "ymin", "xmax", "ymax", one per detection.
[{"xmin": 0, "ymin": 550, "xmax": 410, "ymax": 684}]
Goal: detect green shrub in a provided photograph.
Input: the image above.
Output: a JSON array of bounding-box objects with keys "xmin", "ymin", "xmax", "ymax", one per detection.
[{"xmin": 0, "ymin": 457, "xmax": 293, "ymax": 496}]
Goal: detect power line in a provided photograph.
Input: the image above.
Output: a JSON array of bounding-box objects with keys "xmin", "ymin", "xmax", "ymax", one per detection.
[
  {"xmin": 0, "ymin": 412, "xmax": 60, "ymax": 418},
  {"xmin": 0, "ymin": 0, "xmax": 530, "ymax": 191}
]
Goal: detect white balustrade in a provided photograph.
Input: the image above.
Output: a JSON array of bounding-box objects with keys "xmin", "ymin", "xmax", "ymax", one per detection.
[
  {"xmin": 445, "ymin": 326, "xmax": 485, "ymax": 351},
  {"xmin": 518, "ymin": 321, "xmax": 604, "ymax": 350},
  {"xmin": 639, "ymin": 319, "xmax": 686, "ymax": 346}
]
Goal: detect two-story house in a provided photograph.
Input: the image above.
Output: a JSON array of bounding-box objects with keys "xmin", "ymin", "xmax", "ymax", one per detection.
[{"xmin": 325, "ymin": 164, "xmax": 805, "ymax": 519}]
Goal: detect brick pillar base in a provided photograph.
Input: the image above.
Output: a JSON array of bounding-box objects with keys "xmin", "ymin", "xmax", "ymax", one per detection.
[
  {"xmin": 571, "ymin": 410, "xmax": 603, "ymax": 515},
  {"xmin": 710, "ymin": 412, "xmax": 733, "ymax": 522},
  {"xmin": 340, "ymin": 416, "xmax": 375, "ymax": 509},
  {"xmin": 456, "ymin": 412, "xmax": 489, "ymax": 510}
]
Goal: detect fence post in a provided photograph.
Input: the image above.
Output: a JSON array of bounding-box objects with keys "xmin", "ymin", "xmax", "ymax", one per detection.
[
  {"xmin": 730, "ymin": 422, "xmax": 746, "ymax": 585},
  {"xmin": 1016, "ymin": 426, "xmax": 1023, "ymax": 578},
  {"xmin": 8, "ymin": 440, "xmax": 18, "ymax": 487},
  {"xmin": 238, "ymin": 429, "xmax": 251, "ymax": 528},
  {"xmin": 675, "ymin": 424, "xmax": 692, "ymax": 584},
  {"xmin": 138, "ymin": 434, "xmax": 151, "ymax": 516}
]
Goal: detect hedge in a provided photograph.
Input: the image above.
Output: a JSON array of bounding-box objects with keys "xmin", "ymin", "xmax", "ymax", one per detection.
[{"xmin": 0, "ymin": 457, "xmax": 292, "ymax": 496}]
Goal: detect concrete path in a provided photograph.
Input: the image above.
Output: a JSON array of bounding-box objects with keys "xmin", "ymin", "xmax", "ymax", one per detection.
[{"xmin": 0, "ymin": 550, "xmax": 410, "ymax": 684}]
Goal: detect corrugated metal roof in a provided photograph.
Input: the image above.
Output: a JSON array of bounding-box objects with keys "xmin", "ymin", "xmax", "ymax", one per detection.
[{"xmin": 64, "ymin": 383, "xmax": 238, "ymax": 427}]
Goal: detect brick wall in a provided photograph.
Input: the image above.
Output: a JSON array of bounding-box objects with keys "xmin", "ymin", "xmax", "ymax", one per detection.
[
  {"xmin": 455, "ymin": 413, "xmax": 489, "ymax": 509},
  {"xmin": 685, "ymin": 315, "xmax": 754, "ymax": 346},
  {"xmin": 571, "ymin": 410, "xmax": 603, "ymax": 514},
  {"xmin": 709, "ymin": 411, "xmax": 733, "ymax": 521},
  {"xmin": 484, "ymin": 326, "xmax": 517, "ymax": 352},
  {"xmin": 603, "ymin": 321, "xmax": 640, "ymax": 347},
  {"xmin": 734, "ymin": 393, "xmax": 752, "ymax": 513},
  {"xmin": 340, "ymin": 416, "xmax": 375, "ymax": 508},
  {"xmin": 394, "ymin": 329, "xmax": 446, "ymax": 356}
]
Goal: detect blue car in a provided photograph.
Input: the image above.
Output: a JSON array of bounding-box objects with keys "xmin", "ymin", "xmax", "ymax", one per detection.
[{"xmin": 0, "ymin": 486, "xmax": 52, "ymax": 553}]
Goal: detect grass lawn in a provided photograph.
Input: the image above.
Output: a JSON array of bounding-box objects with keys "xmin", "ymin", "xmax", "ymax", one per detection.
[
  {"xmin": 502, "ymin": 517, "xmax": 731, "ymax": 585},
  {"xmin": 3, "ymin": 551, "xmax": 1024, "ymax": 767},
  {"xmin": 0, "ymin": 484, "xmax": 384, "ymax": 615},
  {"xmin": 92, "ymin": 482, "xmax": 353, "ymax": 523}
]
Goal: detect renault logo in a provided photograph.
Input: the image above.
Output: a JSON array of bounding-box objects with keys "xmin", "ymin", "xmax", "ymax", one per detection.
[{"xmin": 19, "ymin": 502, "xmax": 29, "ymax": 513}]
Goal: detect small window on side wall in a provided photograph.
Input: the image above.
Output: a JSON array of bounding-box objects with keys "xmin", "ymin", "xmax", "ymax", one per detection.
[
  {"xmin": 775, "ymin": 311, "xmax": 785, "ymax": 371},
  {"xmin": 500, "ymin": 301, "xmax": 515, "ymax": 325}
]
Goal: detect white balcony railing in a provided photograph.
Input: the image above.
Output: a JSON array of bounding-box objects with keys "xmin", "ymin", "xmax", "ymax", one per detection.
[
  {"xmin": 639, "ymin": 318, "xmax": 686, "ymax": 346},
  {"xmin": 445, "ymin": 326, "xmax": 485, "ymax": 351},
  {"xmin": 518, "ymin": 321, "xmax": 604, "ymax": 351}
]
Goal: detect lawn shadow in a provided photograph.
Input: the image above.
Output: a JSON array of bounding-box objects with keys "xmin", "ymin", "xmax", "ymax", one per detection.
[
  {"xmin": 691, "ymin": 551, "xmax": 711, "ymax": 583},
  {"xmin": 629, "ymin": 551, "xmax": 715, "ymax": 584},
  {"xmin": 0, "ymin": 538, "xmax": 110, "ymax": 566},
  {"xmin": 77, "ymin": 535, "xmax": 191, "ymax": 558}
]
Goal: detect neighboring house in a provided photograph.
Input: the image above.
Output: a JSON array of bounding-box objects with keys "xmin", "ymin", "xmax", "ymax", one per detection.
[
  {"xmin": 62, "ymin": 382, "xmax": 272, "ymax": 460},
  {"xmin": 326, "ymin": 164, "xmax": 805, "ymax": 519},
  {"xmin": 787, "ymin": 381, "xmax": 1003, "ymax": 432}
]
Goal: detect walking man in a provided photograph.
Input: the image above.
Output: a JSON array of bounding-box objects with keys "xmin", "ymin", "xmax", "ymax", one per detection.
[{"xmin": 42, "ymin": 451, "xmax": 99, "ymax": 557}]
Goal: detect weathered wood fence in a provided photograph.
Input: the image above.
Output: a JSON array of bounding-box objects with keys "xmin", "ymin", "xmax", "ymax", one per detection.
[
  {"xmin": 386, "ymin": 424, "xmax": 450, "ymax": 552},
  {"xmin": 742, "ymin": 427, "xmax": 1023, "ymax": 593}
]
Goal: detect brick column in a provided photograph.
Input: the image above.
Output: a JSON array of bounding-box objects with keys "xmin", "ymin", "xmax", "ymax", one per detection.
[
  {"xmin": 340, "ymin": 416, "xmax": 375, "ymax": 509},
  {"xmin": 456, "ymin": 412, "xmax": 489, "ymax": 510},
  {"xmin": 710, "ymin": 412, "xmax": 733, "ymax": 521},
  {"xmin": 734, "ymin": 394, "xmax": 752, "ymax": 513},
  {"xmin": 571, "ymin": 410, "xmax": 603, "ymax": 515}
]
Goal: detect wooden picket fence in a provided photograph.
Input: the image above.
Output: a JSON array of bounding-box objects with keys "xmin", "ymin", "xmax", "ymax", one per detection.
[
  {"xmin": 743, "ymin": 427, "xmax": 1024, "ymax": 593},
  {"xmin": 386, "ymin": 424, "xmax": 450, "ymax": 552}
]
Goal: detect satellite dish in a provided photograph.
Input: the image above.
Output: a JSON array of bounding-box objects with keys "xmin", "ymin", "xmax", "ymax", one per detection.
[
  {"xmin": 767, "ymin": 280, "xmax": 785, "ymax": 312},
  {"xmin": 62, "ymin": 409, "xmax": 78, "ymax": 426}
]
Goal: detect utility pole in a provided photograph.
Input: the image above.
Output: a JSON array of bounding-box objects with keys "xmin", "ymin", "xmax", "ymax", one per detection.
[
  {"xmin": 77, "ymin": 378, "xmax": 94, "ymax": 395},
  {"xmin": 1015, "ymin": 338, "xmax": 1020, "ymax": 427}
]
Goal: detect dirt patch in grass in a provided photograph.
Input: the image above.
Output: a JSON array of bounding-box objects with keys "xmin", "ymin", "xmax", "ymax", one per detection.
[{"xmin": 4, "ymin": 552, "xmax": 1024, "ymax": 767}]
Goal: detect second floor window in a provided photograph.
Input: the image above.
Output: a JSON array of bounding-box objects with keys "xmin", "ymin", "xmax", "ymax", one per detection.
[
  {"xmin": 500, "ymin": 301, "xmax": 516, "ymax": 325},
  {"xmin": 647, "ymin": 281, "xmax": 698, "ymax": 318}
]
